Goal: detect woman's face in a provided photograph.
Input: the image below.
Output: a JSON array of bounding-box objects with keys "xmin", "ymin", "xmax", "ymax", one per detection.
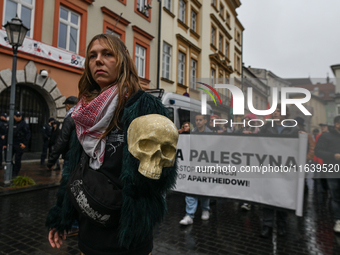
[{"xmin": 89, "ymin": 39, "xmax": 118, "ymax": 89}]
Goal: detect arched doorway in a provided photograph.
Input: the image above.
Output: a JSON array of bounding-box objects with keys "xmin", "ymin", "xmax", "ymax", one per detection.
[{"xmin": 0, "ymin": 84, "xmax": 49, "ymax": 153}]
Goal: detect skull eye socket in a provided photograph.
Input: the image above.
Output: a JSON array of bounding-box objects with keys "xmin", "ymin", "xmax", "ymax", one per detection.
[
  {"xmin": 138, "ymin": 139, "xmax": 157, "ymax": 152},
  {"xmin": 161, "ymin": 144, "xmax": 176, "ymax": 158}
]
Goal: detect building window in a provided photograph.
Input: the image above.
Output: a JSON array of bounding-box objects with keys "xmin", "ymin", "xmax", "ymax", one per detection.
[
  {"xmin": 191, "ymin": 10, "xmax": 197, "ymax": 32},
  {"xmin": 211, "ymin": 26, "xmax": 216, "ymax": 46},
  {"xmin": 219, "ymin": 34, "xmax": 223, "ymax": 52},
  {"xmin": 164, "ymin": 0, "xmax": 171, "ymax": 11},
  {"xmin": 225, "ymin": 41, "xmax": 229, "ymax": 58},
  {"xmin": 58, "ymin": 6, "xmax": 80, "ymax": 53},
  {"xmin": 178, "ymin": 51, "xmax": 185, "ymax": 85},
  {"xmin": 137, "ymin": 0, "xmax": 149, "ymax": 17},
  {"xmin": 162, "ymin": 42, "xmax": 171, "ymax": 80},
  {"xmin": 4, "ymin": 0, "xmax": 35, "ymax": 37},
  {"xmin": 190, "ymin": 58, "xmax": 197, "ymax": 89},
  {"xmin": 236, "ymin": 56, "xmax": 240, "ymax": 72},
  {"xmin": 226, "ymin": 12, "xmax": 230, "ymax": 25},
  {"xmin": 179, "ymin": 0, "xmax": 186, "ymax": 23},
  {"xmin": 212, "ymin": 0, "xmax": 217, "ymax": 7},
  {"xmin": 319, "ymin": 92, "xmax": 324, "ymax": 97},
  {"xmin": 220, "ymin": 4, "xmax": 224, "ymax": 18},
  {"xmin": 237, "ymin": 32, "xmax": 241, "ymax": 44},
  {"xmin": 135, "ymin": 44, "xmax": 146, "ymax": 78},
  {"xmin": 211, "ymin": 68, "xmax": 215, "ymax": 85},
  {"xmin": 337, "ymin": 105, "xmax": 340, "ymax": 115},
  {"xmin": 329, "ymin": 92, "xmax": 335, "ymax": 97}
]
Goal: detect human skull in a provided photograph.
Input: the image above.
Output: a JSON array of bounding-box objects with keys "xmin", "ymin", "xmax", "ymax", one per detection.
[{"xmin": 128, "ymin": 114, "xmax": 179, "ymax": 179}]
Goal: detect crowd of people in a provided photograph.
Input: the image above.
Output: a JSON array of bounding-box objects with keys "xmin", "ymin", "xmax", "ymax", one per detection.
[
  {"xmin": 1, "ymin": 33, "xmax": 339, "ymax": 254},
  {"xmin": 177, "ymin": 107, "xmax": 340, "ymax": 240}
]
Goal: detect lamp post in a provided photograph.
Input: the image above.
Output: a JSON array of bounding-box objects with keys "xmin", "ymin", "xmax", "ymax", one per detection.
[{"xmin": 2, "ymin": 16, "xmax": 29, "ymax": 185}]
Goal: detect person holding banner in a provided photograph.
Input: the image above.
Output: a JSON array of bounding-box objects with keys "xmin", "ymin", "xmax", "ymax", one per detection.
[
  {"xmin": 179, "ymin": 114, "xmax": 212, "ymax": 225},
  {"xmin": 315, "ymin": 115, "xmax": 340, "ymax": 233},
  {"xmin": 236, "ymin": 113, "xmax": 260, "ymax": 211},
  {"xmin": 258, "ymin": 105, "xmax": 299, "ymax": 238}
]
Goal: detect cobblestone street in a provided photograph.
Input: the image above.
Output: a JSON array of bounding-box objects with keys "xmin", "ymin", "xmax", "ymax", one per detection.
[{"xmin": 1, "ymin": 178, "xmax": 340, "ymax": 255}]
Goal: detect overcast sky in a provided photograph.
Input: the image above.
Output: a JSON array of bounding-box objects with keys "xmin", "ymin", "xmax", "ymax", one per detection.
[{"xmin": 237, "ymin": 0, "xmax": 340, "ymax": 80}]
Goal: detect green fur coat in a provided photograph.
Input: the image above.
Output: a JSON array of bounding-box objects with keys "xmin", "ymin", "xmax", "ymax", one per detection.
[{"xmin": 46, "ymin": 90, "xmax": 178, "ymax": 248}]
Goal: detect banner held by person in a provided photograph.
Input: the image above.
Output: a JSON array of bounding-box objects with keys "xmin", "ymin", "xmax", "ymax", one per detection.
[{"xmin": 174, "ymin": 133, "xmax": 307, "ymax": 216}]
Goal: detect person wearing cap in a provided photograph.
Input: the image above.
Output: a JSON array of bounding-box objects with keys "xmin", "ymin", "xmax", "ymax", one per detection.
[
  {"xmin": 312, "ymin": 128, "xmax": 320, "ymax": 141},
  {"xmin": 41, "ymin": 117, "xmax": 55, "ymax": 165},
  {"xmin": 0, "ymin": 113, "xmax": 8, "ymax": 169},
  {"xmin": 47, "ymin": 96, "xmax": 78, "ymax": 171},
  {"xmin": 3, "ymin": 111, "xmax": 31, "ymax": 177}
]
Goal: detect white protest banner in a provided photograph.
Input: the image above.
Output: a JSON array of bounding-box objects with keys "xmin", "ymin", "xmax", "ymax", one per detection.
[
  {"xmin": 174, "ymin": 133, "xmax": 307, "ymax": 216},
  {"xmin": 0, "ymin": 29, "xmax": 84, "ymax": 69}
]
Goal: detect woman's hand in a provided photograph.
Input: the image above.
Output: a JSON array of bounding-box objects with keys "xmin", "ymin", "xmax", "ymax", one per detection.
[{"xmin": 48, "ymin": 228, "xmax": 66, "ymax": 248}]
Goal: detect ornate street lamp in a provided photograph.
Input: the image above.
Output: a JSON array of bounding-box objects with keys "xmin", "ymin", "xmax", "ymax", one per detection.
[{"xmin": 2, "ymin": 16, "xmax": 29, "ymax": 185}]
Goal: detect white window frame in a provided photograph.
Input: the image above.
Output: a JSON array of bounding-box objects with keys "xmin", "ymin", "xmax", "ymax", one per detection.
[
  {"xmin": 190, "ymin": 58, "xmax": 197, "ymax": 89},
  {"xmin": 137, "ymin": 0, "xmax": 149, "ymax": 17},
  {"xmin": 190, "ymin": 9, "xmax": 197, "ymax": 32},
  {"xmin": 164, "ymin": 0, "xmax": 171, "ymax": 11},
  {"xmin": 162, "ymin": 42, "xmax": 171, "ymax": 80},
  {"xmin": 179, "ymin": 0, "xmax": 186, "ymax": 23},
  {"xmin": 58, "ymin": 6, "xmax": 80, "ymax": 53},
  {"xmin": 3, "ymin": 0, "xmax": 35, "ymax": 38},
  {"xmin": 135, "ymin": 44, "xmax": 146, "ymax": 78},
  {"xmin": 178, "ymin": 51, "xmax": 185, "ymax": 85}
]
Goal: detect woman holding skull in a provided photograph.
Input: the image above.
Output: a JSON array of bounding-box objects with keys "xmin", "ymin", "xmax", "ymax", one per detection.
[{"xmin": 46, "ymin": 34, "xmax": 178, "ymax": 255}]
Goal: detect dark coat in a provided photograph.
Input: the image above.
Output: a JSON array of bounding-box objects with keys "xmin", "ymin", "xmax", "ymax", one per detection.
[
  {"xmin": 315, "ymin": 127, "xmax": 340, "ymax": 165},
  {"xmin": 47, "ymin": 116, "xmax": 75, "ymax": 167},
  {"xmin": 42, "ymin": 123, "xmax": 52, "ymax": 141},
  {"xmin": 49, "ymin": 123, "xmax": 61, "ymax": 147},
  {"xmin": 6, "ymin": 119, "xmax": 31, "ymax": 146},
  {"xmin": 0, "ymin": 119, "xmax": 8, "ymax": 144}
]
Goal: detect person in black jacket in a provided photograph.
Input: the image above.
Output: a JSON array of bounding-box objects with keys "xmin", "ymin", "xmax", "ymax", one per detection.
[
  {"xmin": 47, "ymin": 96, "xmax": 77, "ymax": 172},
  {"xmin": 315, "ymin": 115, "xmax": 340, "ymax": 233},
  {"xmin": 0, "ymin": 113, "xmax": 8, "ymax": 170},
  {"xmin": 49, "ymin": 120, "xmax": 61, "ymax": 170},
  {"xmin": 41, "ymin": 117, "xmax": 55, "ymax": 165},
  {"xmin": 3, "ymin": 111, "xmax": 31, "ymax": 177},
  {"xmin": 258, "ymin": 105, "xmax": 299, "ymax": 238}
]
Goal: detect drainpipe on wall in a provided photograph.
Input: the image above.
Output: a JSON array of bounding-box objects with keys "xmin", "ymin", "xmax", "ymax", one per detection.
[{"xmin": 156, "ymin": 0, "xmax": 162, "ymax": 89}]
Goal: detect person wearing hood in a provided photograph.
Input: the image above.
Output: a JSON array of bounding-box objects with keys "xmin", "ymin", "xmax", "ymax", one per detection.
[{"xmin": 315, "ymin": 115, "xmax": 340, "ymax": 233}]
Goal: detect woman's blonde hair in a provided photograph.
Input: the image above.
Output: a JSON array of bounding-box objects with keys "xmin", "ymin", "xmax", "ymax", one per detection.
[{"xmin": 78, "ymin": 34, "xmax": 141, "ymax": 135}]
